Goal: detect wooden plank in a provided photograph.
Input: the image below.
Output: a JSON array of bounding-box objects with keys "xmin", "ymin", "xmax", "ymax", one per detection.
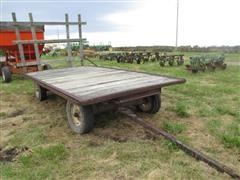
[
  {"xmin": 78, "ymin": 14, "xmax": 84, "ymax": 66},
  {"xmin": 70, "ymin": 76, "xmax": 166, "ymax": 96},
  {"xmin": 32, "ymin": 67, "xmax": 120, "ymax": 81},
  {"xmin": 0, "ymin": 21, "xmax": 87, "ymax": 26},
  {"xmin": 28, "ymin": 66, "xmax": 109, "ymax": 78},
  {"xmin": 65, "ymin": 14, "xmax": 72, "ymax": 67},
  {"xmin": 48, "ymin": 70, "xmax": 129, "ymax": 85},
  {"xmin": 14, "ymin": 38, "xmax": 87, "ymax": 45},
  {"xmin": 17, "ymin": 61, "xmax": 38, "ymax": 67},
  {"xmin": 39, "ymin": 67, "xmax": 118, "ymax": 79},
  {"xmin": 42, "ymin": 68, "xmax": 129, "ymax": 82},
  {"xmin": 29, "ymin": 67, "xmax": 174, "ymax": 89},
  {"xmin": 68, "ymin": 76, "xmax": 155, "ymax": 95},
  {"xmin": 75, "ymin": 76, "xmax": 169, "ymax": 94},
  {"xmin": 12, "ymin": 13, "xmax": 27, "ymax": 73},
  {"xmin": 55, "ymin": 73, "xmax": 148, "ymax": 90},
  {"xmin": 29, "ymin": 13, "xmax": 41, "ymax": 70},
  {"xmin": 44, "ymin": 70, "xmax": 146, "ymax": 86},
  {"xmin": 78, "ymin": 78, "xmax": 172, "ymax": 104},
  {"xmin": 49, "ymin": 70, "xmax": 144, "ymax": 85},
  {"xmin": 0, "ymin": 24, "xmax": 44, "ymax": 31}
]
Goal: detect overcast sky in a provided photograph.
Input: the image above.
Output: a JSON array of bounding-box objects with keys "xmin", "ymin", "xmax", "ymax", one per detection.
[{"xmin": 1, "ymin": 0, "xmax": 240, "ymax": 47}]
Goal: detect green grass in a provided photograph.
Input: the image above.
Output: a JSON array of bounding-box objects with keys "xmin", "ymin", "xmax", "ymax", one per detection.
[
  {"xmin": 8, "ymin": 128, "xmax": 45, "ymax": 147},
  {"xmin": 19, "ymin": 144, "xmax": 67, "ymax": 166},
  {"xmin": 1, "ymin": 52, "xmax": 239, "ymax": 179},
  {"xmin": 207, "ymin": 120, "xmax": 240, "ymax": 149},
  {"xmin": 1, "ymin": 144, "xmax": 67, "ymax": 179},
  {"xmin": 174, "ymin": 101, "xmax": 190, "ymax": 118},
  {"xmin": 1, "ymin": 75, "xmax": 34, "ymax": 95},
  {"xmin": 163, "ymin": 121, "xmax": 187, "ymax": 134},
  {"xmin": 161, "ymin": 119, "xmax": 189, "ymax": 152},
  {"xmin": 207, "ymin": 119, "xmax": 222, "ymax": 135},
  {"xmin": 221, "ymin": 122, "xmax": 240, "ymax": 148},
  {"xmin": 0, "ymin": 112, "xmax": 7, "ymax": 118}
]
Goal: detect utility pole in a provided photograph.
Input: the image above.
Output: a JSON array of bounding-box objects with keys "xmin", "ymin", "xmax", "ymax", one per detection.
[{"xmin": 175, "ymin": 0, "xmax": 179, "ymax": 50}]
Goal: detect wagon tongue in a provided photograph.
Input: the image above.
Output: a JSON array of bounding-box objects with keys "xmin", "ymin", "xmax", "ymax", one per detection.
[{"xmin": 119, "ymin": 108, "xmax": 240, "ymax": 179}]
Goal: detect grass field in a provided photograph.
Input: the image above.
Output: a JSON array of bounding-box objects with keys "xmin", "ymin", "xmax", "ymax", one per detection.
[{"xmin": 0, "ymin": 52, "xmax": 239, "ymax": 179}]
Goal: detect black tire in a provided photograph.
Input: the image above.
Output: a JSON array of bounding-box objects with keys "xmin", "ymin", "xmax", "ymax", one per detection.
[
  {"xmin": 137, "ymin": 94, "xmax": 161, "ymax": 114},
  {"xmin": 192, "ymin": 69, "xmax": 198, "ymax": 73},
  {"xmin": 168, "ymin": 60, "xmax": 174, "ymax": 66},
  {"xmin": 0, "ymin": 62, "xmax": 3, "ymax": 71},
  {"xmin": 35, "ymin": 84, "xmax": 47, "ymax": 101},
  {"xmin": 160, "ymin": 61, "xmax": 165, "ymax": 67},
  {"xmin": 66, "ymin": 100, "xmax": 94, "ymax": 134},
  {"xmin": 42, "ymin": 64, "xmax": 52, "ymax": 70},
  {"xmin": 220, "ymin": 63, "xmax": 227, "ymax": 70},
  {"xmin": 177, "ymin": 60, "xmax": 184, "ymax": 66},
  {"xmin": 206, "ymin": 64, "xmax": 216, "ymax": 71},
  {"xmin": 1, "ymin": 66, "xmax": 12, "ymax": 83}
]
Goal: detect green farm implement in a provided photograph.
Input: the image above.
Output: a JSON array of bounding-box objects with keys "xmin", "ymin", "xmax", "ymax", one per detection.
[{"xmin": 186, "ymin": 54, "xmax": 227, "ymax": 73}]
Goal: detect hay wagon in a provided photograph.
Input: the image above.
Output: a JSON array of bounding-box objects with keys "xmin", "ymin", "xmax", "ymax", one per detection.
[{"xmin": 26, "ymin": 66, "xmax": 186, "ymax": 134}]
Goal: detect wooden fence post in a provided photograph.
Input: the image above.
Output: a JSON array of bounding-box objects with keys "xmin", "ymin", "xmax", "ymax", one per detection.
[
  {"xmin": 12, "ymin": 12, "xmax": 27, "ymax": 73},
  {"xmin": 78, "ymin": 14, "xmax": 84, "ymax": 66},
  {"xmin": 65, "ymin": 13, "xmax": 72, "ymax": 67}
]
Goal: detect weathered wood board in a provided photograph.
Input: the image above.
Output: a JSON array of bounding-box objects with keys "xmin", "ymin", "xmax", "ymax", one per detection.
[{"xmin": 26, "ymin": 66, "xmax": 186, "ymax": 105}]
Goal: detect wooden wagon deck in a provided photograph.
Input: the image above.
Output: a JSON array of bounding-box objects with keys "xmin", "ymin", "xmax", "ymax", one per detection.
[{"xmin": 26, "ymin": 66, "xmax": 186, "ymax": 105}]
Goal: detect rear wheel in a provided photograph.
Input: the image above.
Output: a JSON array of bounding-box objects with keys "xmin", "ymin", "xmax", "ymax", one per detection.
[
  {"xmin": 220, "ymin": 63, "xmax": 227, "ymax": 70},
  {"xmin": 168, "ymin": 60, "xmax": 174, "ymax": 66},
  {"xmin": 66, "ymin": 100, "xmax": 94, "ymax": 134},
  {"xmin": 42, "ymin": 64, "xmax": 52, "ymax": 70},
  {"xmin": 35, "ymin": 84, "xmax": 47, "ymax": 101},
  {"xmin": 177, "ymin": 60, "xmax": 184, "ymax": 66},
  {"xmin": 137, "ymin": 94, "xmax": 161, "ymax": 114},
  {"xmin": 192, "ymin": 69, "xmax": 198, "ymax": 73},
  {"xmin": 160, "ymin": 61, "xmax": 165, "ymax": 67},
  {"xmin": 1, "ymin": 66, "xmax": 12, "ymax": 83}
]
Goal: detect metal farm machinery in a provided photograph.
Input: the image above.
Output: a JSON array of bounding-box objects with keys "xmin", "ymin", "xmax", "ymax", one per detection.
[
  {"xmin": 159, "ymin": 54, "xmax": 184, "ymax": 66},
  {"xmin": 99, "ymin": 52, "xmax": 185, "ymax": 66},
  {"xmin": 0, "ymin": 13, "xmax": 86, "ymax": 82},
  {"xmin": 186, "ymin": 54, "xmax": 227, "ymax": 73},
  {"xmin": 0, "ymin": 18, "xmax": 45, "ymax": 82}
]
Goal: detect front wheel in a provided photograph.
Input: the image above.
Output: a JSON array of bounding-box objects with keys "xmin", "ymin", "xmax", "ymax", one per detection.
[
  {"xmin": 35, "ymin": 84, "xmax": 47, "ymax": 101},
  {"xmin": 66, "ymin": 100, "xmax": 94, "ymax": 134},
  {"xmin": 160, "ymin": 61, "xmax": 165, "ymax": 67},
  {"xmin": 42, "ymin": 64, "xmax": 52, "ymax": 70},
  {"xmin": 1, "ymin": 66, "xmax": 12, "ymax": 83},
  {"xmin": 137, "ymin": 94, "xmax": 161, "ymax": 114},
  {"xmin": 168, "ymin": 60, "xmax": 174, "ymax": 66}
]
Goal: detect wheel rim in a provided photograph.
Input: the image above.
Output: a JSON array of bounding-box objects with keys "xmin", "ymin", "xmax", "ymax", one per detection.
[
  {"xmin": 70, "ymin": 104, "xmax": 82, "ymax": 127},
  {"xmin": 2, "ymin": 71, "xmax": 5, "ymax": 81},
  {"xmin": 139, "ymin": 97, "xmax": 152, "ymax": 111},
  {"xmin": 35, "ymin": 85, "xmax": 40, "ymax": 98}
]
